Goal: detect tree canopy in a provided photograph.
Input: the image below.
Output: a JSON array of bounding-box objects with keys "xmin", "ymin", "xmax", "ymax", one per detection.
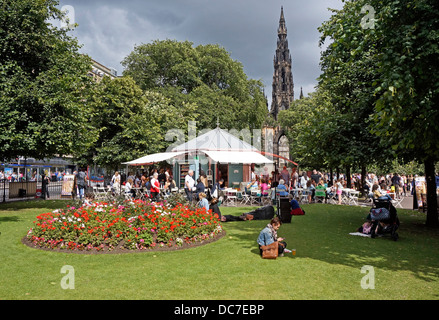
[
  {"xmin": 122, "ymin": 39, "xmax": 268, "ymax": 131},
  {"xmin": 314, "ymin": 0, "xmax": 438, "ymax": 226},
  {"xmin": 0, "ymin": 0, "xmax": 97, "ymax": 161}
]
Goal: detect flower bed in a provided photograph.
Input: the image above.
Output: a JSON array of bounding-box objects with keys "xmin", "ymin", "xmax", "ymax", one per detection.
[{"xmin": 26, "ymin": 199, "xmax": 224, "ymax": 253}]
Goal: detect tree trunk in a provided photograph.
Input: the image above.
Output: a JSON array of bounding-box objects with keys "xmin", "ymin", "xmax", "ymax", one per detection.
[
  {"xmin": 361, "ymin": 165, "xmax": 366, "ymax": 197},
  {"xmin": 329, "ymin": 167, "xmax": 334, "ymax": 187},
  {"xmin": 346, "ymin": 166, "xmax": 351, "ymax": 188},
  {"xmin": 424, "ymin": 158, "xmax": 438, "ymax": 228}
]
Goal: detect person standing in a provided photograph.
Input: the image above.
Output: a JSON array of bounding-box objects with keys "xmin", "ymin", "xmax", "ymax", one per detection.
[
  {"xmin": 280, "ymin": 166, "xmax": 290, "ymax": 186},
  {"xmin": 291, "ymin": 168, "xmax": 298, "ymax": 189},
  {"xmin": 391, "ymin": 173, "xmax": 401, "ymax": 198},
  {"xmin": 150, "ymin": 172, "xmax": 160, "ymax": 200},
  {"xmin": 185, "ymin": 169, "xmax": 195, "ymax": 202},
  {"xmin": 43, "ymin": 174, "xmax": 50, "ymax": 199},
  {"xmin": 310, "ymin": 170, "xmax": 321, "ymax": 184},
  {"xmin": 111, "ymin": 171, "xmax": 121, "ymax": 194},
  {"xmin": 76, "ymin": 168, "xmax": 88, "ymax": 200}
]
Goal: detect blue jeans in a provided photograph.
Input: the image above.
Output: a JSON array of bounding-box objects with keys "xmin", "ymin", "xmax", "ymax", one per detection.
[{"xmin": 78, "ymin": 185, "xmax": 85, "ymax": 200}]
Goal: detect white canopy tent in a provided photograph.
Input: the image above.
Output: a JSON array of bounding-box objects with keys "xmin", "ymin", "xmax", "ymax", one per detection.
[
  {"xmin": 124, "ymin": 127, "xmax": 273, "ymax": 166},
  {"xmin": 123, "ymin": 127, "xmax": 273, "ymax": 187},
  {"xmin": 172, "ymin": 127, "xmax": 259, "ymax": 153}
]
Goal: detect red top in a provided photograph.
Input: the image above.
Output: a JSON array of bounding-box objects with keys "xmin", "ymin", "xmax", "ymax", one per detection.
[{"xmin": 150, "ymin": 178, "xmax": 160, "ymax": 193}]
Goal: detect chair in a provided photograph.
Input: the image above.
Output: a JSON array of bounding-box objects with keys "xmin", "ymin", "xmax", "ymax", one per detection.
[
  {"xmin": 223, "ymin": 189, "xmax": 237, "ymax": 206},
  {"xmin": 135, "ymin": 188, "xmax": 148, "ymax": 201},
  {"xmin": 237, "ymin": 190, "xmax": 251, "ymax": 205},
  {"xmin": 299, "ymin": 189, "xmax": 310, "ymax": 204},
  {"xmin": 124, "ymin": 187, "xmax": 133, "ymax": 200},
  {"xmin": 170, "ymin": 187, "xmax": 179, "ymax": 193},
  {"xmin": 290, "ymin": 188, "xmax": 300, "ymax": 201},
  {"xmin": 391, "ymin": 195, "xmax": 404, "ymax": 208},
  {"xmin": 315, "ymin": 185, "xmax": 326, "ymax": 203},
  {"xmin": 250, "ymin": 189, "xmax": 261, "ymax": 205},
  {"xmin": 341, "ymin": 189, "xmax": 350, "ymax": 205},
  {"xmin": 261, "ymin": 189, "xmax": 273, "ymax": 206},
  {"xmin": 347, "ymin": 190, "xmax": 360, "ymax": 206},
  {"xmin": 93, "ymin": 186, "xmax": 108, "ymax": 201}
]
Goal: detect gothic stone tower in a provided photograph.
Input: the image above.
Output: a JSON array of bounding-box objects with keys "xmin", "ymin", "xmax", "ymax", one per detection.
[
  {"xmin": 263, "ymin": 7, "xmax": 294, "ymax": 168},
  {"xmin": 270, "ymin": 6, "xmax": 294, "ymax": 120}
]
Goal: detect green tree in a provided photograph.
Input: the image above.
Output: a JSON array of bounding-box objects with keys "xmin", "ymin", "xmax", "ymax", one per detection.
[
  {"xmin": 370, "ymin": 0, "xmax": 438, "ymax": 226},
  {"xmin": 317, "ymin": 0, "xmax": 392, "ymax": 188},
  {"xmin": 122, "ymin": 39, "xmax": 268, "ymax": 131},
  {"xmin": 318, "ymin": 0, "xmax": 438, "ymax": 226},
  {"xmin": 78, "ymin": 76, "xmax": 176, "ymax": 171},
  {"xmin": 0, "ymin": 0, "xmax": 97, "ymax": 161}
]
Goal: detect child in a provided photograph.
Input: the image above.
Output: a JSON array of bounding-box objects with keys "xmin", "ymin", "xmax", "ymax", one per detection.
[
  {"xmin": 84, "ymin": 193, "xmax": 94, "ymax": 206},
  {"xmin": 198, "ymin": 192, "xmax": 209, "ymax": 212},
  {"xmin": 357, "ymin": 221, "xmax": 373, "ymax": 235}
]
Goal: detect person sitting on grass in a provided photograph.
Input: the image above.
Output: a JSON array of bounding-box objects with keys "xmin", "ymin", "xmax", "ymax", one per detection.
[
  {"xmin": 289, "ymin": 195, "xmax": 305, "ymax": 215},
  {"xmin": 257, "ymin": 217, "xmax": 292, "ymax": 257}
]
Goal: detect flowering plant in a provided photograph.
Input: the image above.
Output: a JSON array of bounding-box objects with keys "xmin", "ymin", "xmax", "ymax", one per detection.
[{"xmin": 27, "ymin": 199, "xmax": 223, "ymax": 252}]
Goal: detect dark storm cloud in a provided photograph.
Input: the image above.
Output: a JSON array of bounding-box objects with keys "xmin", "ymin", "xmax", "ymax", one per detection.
[{"xmin": 58, "ymin": 0, "xmax": 343, "ymax": 100}]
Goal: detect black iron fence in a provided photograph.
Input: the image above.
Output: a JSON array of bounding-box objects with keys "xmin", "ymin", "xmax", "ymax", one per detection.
[
  {"xmin": 0, "ymin": 176, "xmax": 122, "ymax": 203},
  {"xmin": 0, "ymin": 176, "xmax": 65, "ymax": 202}
]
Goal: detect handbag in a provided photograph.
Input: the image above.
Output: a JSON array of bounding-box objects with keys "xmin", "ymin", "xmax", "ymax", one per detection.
[
  {"xmin": 261, "ymin": 241, "xmax": 278, "ymax": 259},
  {"xmin": 370, "ymin": 208, "xmax": 390, "ymax": 221}
]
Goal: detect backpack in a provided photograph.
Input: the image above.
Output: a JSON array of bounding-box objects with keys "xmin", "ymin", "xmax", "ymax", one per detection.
[{"xmin": 77, "ymin": 171, "xmax": 86, "ymax": 187}]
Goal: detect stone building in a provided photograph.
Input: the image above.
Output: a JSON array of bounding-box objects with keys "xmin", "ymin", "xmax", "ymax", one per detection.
[{"xmin": 263, "ymin": 7, "xmax": 295, "ymax": 168}]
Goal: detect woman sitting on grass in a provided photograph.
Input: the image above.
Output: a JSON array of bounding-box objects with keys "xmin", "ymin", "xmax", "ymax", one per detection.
[{"xmin": 257, "ymin": 217, "xmax": 292, "ymax": 257}]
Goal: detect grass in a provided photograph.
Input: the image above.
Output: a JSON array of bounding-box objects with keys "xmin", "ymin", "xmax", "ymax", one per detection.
[{"xmin": 0, "ymin": 199, "xmax": 438, "ymax": 300}]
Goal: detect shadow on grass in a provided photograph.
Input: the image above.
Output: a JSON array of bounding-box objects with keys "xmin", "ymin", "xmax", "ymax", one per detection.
[
  {"xmin": 224, "ymin": 204, "xmax": 439, "ymax": 282},
  {"xmin": 0, "ymin": 199, "xmax": 69, "ymax": 212},
  {"xmin": 0, "ymin": 216, "xmax": 21, "ymax": 223}
]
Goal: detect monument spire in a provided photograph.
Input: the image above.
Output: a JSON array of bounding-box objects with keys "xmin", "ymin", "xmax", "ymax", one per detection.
[{"xmin": 270, "ymin": 6, "xmax": 294, "ymax": 120}]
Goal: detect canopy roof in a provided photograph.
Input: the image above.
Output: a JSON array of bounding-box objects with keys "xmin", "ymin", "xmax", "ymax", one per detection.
[
  {"xmin": 202, "ymin": 150, "xmax": 272, "ymax": 164},
  {"xmin": 123, "ymin": 127, "xmax": 273, "ymax": 165},
  {"xmin": 171, "ymin": 127, "xmax": 257, "ymax": 152},
  {"xmin": 122, "ymin": 151, "xmax": 186, "ymax": 166}
]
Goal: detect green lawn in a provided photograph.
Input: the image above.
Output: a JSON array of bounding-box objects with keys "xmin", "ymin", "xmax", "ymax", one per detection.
[{"xmin": 0, "ymin": 200, "xmax": 438, "ymax": 300}]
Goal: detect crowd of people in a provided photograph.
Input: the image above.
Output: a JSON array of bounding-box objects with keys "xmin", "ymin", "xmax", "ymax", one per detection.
[
  {"xmin": 103, "ymin": 164, "xmax": 437, "ymax": 210},
  {"xmin": 240, "ymin": 166, "xmax": 436, "ymax": 205},
  {"xmin": 109, "ymin": 168, "xmax": 178, "ymax": 199}
]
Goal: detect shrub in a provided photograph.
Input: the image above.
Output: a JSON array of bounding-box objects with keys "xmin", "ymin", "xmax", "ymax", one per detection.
[{"xmin": 27, "ymin": 199, "xmax": 223, "ymax": 252}]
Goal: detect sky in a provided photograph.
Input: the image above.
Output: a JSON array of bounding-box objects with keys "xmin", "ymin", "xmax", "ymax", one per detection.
[{"xmin": 56, "ymin": 0, "xmax": 344, "ymax": 106}]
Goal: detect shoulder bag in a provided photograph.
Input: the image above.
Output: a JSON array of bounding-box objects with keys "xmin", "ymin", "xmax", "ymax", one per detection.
[{"xmin": 261, "ymin": 241, "xmax": 278, "ymax": 259}]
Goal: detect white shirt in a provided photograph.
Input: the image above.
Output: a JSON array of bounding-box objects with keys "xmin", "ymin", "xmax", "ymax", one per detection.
[{"xmin": 185, "ymin": 174, "xmax": 195, "ymax": 189}]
